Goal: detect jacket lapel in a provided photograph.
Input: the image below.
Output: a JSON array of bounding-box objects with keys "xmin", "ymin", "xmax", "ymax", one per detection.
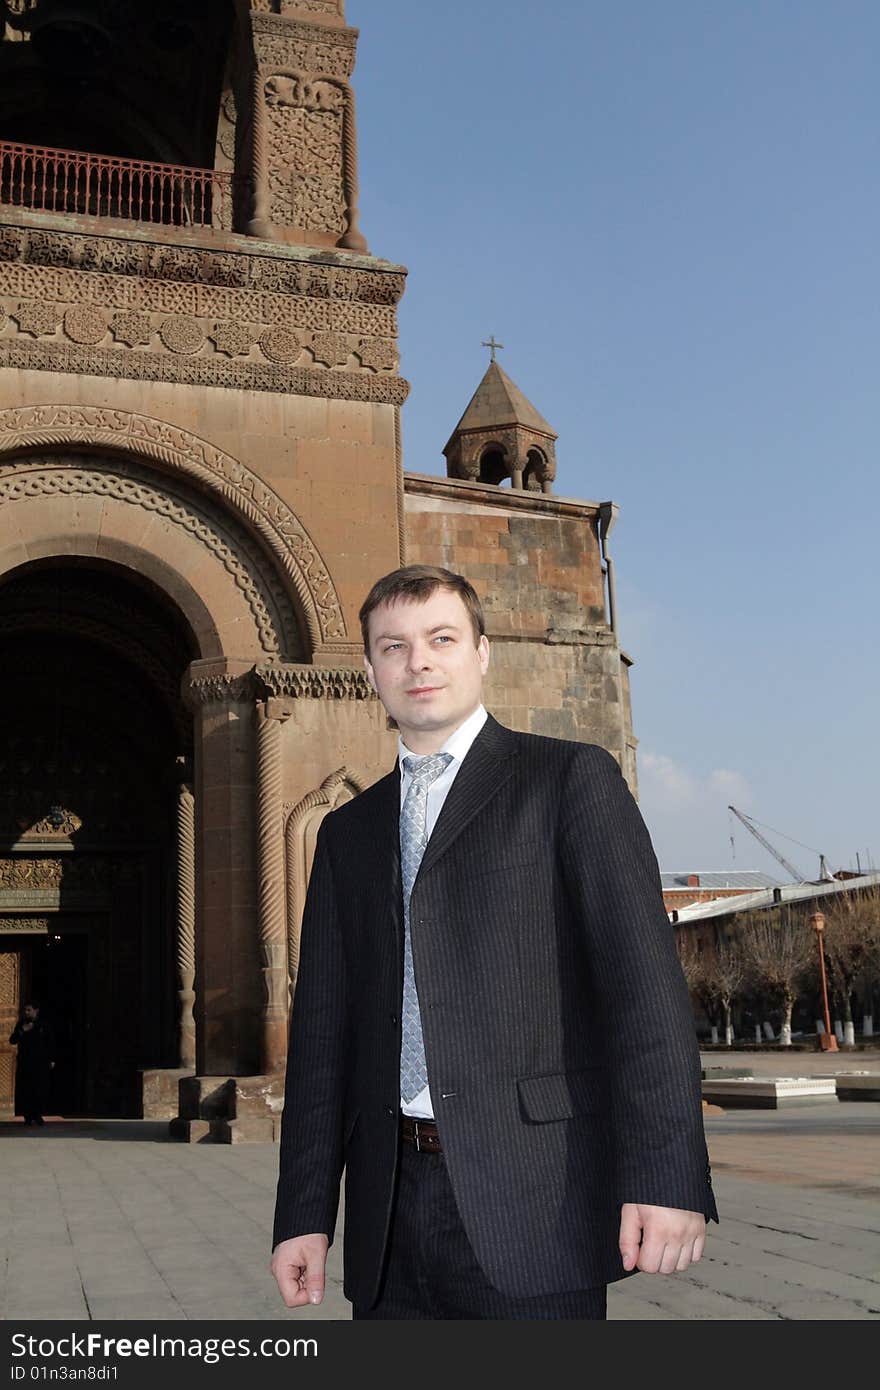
[{"xmin": 417, "ymin": 714, "xmax": 519, "ymax": 878}]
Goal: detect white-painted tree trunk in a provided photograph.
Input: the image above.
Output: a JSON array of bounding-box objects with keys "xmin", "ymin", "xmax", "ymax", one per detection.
[
  {"xmin": 754, "ymin": 1024, "xmax": 761, "ymax": 1043},
  {"xmin": 834, "ymin": 1020, "xmax": 845, "ymax": 1044},
  {"xmin": 844, "ymin": 1021, "xmax": 855, "ymax": 1046},
  {"xmin": 816, "ymin": 1019, "xmax": 825, "ymax": 1034},
  {"xmin": 725, "ymin": 1023, "xmax": 734, "ymax": 1046},
  {"xmin": 710, "ymin": 1025, "xmax": 719, "ymax": 1045},
  {"xmin": 780, "ymin": 1022, "xmax": 792, "ymax": 1046},
  {"xmin": 863, "ymin": 1014, "xmax": 874, "ymax": 1038}
]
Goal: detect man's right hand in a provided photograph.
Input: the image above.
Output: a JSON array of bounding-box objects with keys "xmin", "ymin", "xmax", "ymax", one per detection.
[{"xmin": 270, "ymin": 1234, "xmax": 329, "ymax": 1307}]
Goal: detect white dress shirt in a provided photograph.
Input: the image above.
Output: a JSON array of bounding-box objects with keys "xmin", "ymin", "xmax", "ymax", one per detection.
[{"xmin": 398, "ymin": 703, "xmax": 488, "ymax": 1118}]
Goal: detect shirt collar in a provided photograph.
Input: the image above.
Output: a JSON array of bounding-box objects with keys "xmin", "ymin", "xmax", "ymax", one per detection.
[{"xmin": 398, "ymin": 704, "xmax": 488, "ymax": 774}]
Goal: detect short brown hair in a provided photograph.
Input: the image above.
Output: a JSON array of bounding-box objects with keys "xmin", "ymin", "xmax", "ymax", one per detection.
[{"xmin": 359, "ymin": 565, "xmax": 485, "ymax": 654}]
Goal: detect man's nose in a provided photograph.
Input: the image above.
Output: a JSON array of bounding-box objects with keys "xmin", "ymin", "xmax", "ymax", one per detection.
[{"xmin": 406, "ymin": 642, "xmax": 433, "ymax": 672}]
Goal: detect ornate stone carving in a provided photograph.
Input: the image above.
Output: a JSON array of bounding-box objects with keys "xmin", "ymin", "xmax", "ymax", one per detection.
[
  {"xmin": 159, "ymin": 317, "xmax": 206, "ymax": 355},
  {"xmin": 256, "ymin": 703, "xmax": 288, "ymax": 1072},
  {"xmin": 62, "ymin": 305, "xmax": 108, "ymax": 346},
  {"xmin": 0, "ymin": 307, "xmax": 6, "ymax": 332},
  {"xmin": 140, "ymin": 281, "xmax": 199, "ymax": 315},
  {"xmin": 251, "ymin": 13, "xmax": 356, "ymax": 82},
  {"xmin": 309, "ymin": 330, "xmax": 349, "ymax": 367},
  {"xmin": 175, "ymin": 778, "xmax": 196, "ymax": 1071},
  {"xmin": 265, "ymin": 85, "xmax": 346, "ymax": 234},
  {"xmin": 26, "ymin": 808, "xmax": 83, "ymax": 838},
  {"xmin": 1, "ymin": 231, "xmax": 406, "ymax": 399},
  {"xmin": 185, "ymin": 673, "xmax": 256, "ymax": 706},
  {"xmin": 357, "ymin": 338, "xmax": 398, "ymax": 372},
  {"xmin": 111, "ymin": 311, "xmax": 153, "ymax": 347},
  {"xmin": 0, "ymin": 408, "xmax": 346, "ymax": 646},
  {"xmin": 210, "ymin": 321, "xmax": 253, "ymax": 357},
  {"xmin": 12, "ymin": 302, "xmax": 59, "ymax": 336},
  {"xmin": 0, "ymin": 918, "xmax": 48, "ymax": 934},
  {"xmin": 282, "ymin": 765, "xmax": 362, "ymax": 988},
  {"xmin": 259, "ymin": 325, "xmax": 302, "ymax": 363},
  {"xmin": 0, "ymin": 461, "xmax": 288, "ymax": 657},
  {"xmin": 0, "ymin": 337, "xmax": 408, "ymax": 405},
  {"xmin": 255, "ymin": 663, "xmax": 375, "ymax": 700},
  {"xmin": 217, "ymin": 91, "xmax": 237, "ymax": 163}
]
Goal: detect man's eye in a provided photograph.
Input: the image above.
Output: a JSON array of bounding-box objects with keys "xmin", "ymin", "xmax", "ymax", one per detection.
[
  {"xmin": 433, "ymin": 635, "xmax": 452, "ymax": 644},
  {"xmin": 383, "ymin": 643, "xmax": 403, "ymax": 653}
]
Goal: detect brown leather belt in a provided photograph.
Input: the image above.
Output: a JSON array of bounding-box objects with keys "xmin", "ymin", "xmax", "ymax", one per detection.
[{"xmin": 400, "ymin": 1115, "xmax": 442, "ymax": 1153}]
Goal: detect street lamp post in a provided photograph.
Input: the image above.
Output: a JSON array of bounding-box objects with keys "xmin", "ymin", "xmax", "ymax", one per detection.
[{"xmin": 809, "ymin": 910, "xmax": 838, "ymax": 1052}]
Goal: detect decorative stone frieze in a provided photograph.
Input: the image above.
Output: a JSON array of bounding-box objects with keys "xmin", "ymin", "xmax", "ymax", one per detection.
[
  {"xmin": 184, "ymin": 672, "xmax": 257, "ymax": 706},
  {"xmin": 0, "ymin": 226, "xmax": 407, "ymax": 402},
  {"xmin": 0, "ymin": 918, "xmax": 49, "ymax": 934},
  {"xmin": 0, "ymin": 337, "xmax": 409, "ymax": 403},
  {"xmin": 254, "ymin": 662, "xmax": 375, "ymax": 700}
]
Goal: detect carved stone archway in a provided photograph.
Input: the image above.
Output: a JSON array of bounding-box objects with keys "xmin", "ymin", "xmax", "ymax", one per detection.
[
  {"xmin": 284, "ymin": 766, "xmax": 365, "ymax": 986},
  {"xmin": 0, "ymin": 407, "xmax": 347, "ymax": 655}
]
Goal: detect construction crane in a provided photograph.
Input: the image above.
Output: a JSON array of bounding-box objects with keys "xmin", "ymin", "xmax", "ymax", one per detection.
[{"xmin": 728, "ymin": 805, "xmax": 810, "ymax": 882}]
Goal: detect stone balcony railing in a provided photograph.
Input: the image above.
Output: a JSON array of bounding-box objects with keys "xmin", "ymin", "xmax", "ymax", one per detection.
[{"xmin": 0, "ymin": 140, "xmax": 234, "ymax": 232}]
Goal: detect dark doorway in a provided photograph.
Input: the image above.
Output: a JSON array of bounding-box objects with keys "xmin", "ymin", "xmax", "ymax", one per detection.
[
  {"xmin": 0, "ymin": 558, "xmax": 197, "ymax": 1116},
  {"xmin": 27, "ymin": 928, "xmax": 89, "ymax": 1115}
]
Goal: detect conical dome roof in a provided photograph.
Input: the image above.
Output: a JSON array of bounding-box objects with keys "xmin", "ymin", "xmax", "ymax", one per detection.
[{"xmin": 444, "ymin": 361, "xmax": 557, "ymax": 451}]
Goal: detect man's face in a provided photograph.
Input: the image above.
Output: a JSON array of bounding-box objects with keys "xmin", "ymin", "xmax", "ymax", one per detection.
[
  {"xmin": 364, "ymin": 588, "xmax": 490, "ymax": 752},
  {"xmin": 23, "ymin": 1005, "xmax": 37, "ymax": 1021}
]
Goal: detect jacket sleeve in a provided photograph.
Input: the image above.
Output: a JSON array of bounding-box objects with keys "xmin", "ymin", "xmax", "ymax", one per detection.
[
  {"xmin": 272, "ymin": 819, "xmax": 349, "ymax": 1249},
  {"xmin": 558, "ymin": 745, "xmax": 717, "ymax": 1221}
]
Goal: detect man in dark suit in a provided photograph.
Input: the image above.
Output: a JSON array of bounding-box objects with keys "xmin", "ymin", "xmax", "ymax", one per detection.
[{"xmin": 272, "ymin": 565, "xmax": 717, "ymax": 1319}]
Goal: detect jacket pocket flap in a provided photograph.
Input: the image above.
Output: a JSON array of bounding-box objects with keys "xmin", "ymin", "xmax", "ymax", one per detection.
[{"xmin": 517, "ymin": 1069, "xmax": 599, "ymax": 1123}]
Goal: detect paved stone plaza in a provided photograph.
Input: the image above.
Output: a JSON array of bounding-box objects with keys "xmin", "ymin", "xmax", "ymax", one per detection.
[{"xmin": 2, "ymin": 1058, "xmax": 878, "ymax": 1322}]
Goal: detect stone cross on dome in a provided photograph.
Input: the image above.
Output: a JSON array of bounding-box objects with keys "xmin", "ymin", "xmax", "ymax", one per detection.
[{"xmin": 481, "ymin": 335, "xmax": 505, "ymax": 362}]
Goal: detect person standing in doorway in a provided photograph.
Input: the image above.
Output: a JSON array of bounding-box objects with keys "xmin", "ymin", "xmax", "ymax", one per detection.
[
  {"xmin": 10, "ymin": 1002, "xmax": 55, "ymax": 1127},
  {"xmin": 272, "ymin": 565, "xmax": 717, "ymax": 1319}
]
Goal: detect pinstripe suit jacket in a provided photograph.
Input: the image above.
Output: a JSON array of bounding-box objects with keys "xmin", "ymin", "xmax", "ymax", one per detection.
[{"xmin": 273, "ymin": 714, "xmax": 717, "ymax": 1306}]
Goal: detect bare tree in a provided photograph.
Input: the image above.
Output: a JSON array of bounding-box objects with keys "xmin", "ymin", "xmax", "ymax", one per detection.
[
  {"xmin": 675, "ymin": 932, "xmax": 716, "ymax": 1039},
  {"xmin": 737, "ymin": 908, "xmax": 814, "ymax": 1046},
  {"xmin": 693, "ymin": 933, "xmax": 746, "ymax": 1046},
  {"xmin": 821, "ymin": 888, "xmax": 880, "ymax": 1043}
]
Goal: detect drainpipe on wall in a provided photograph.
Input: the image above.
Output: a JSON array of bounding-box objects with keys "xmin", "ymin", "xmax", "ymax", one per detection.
[{"xmin": 598, "ymin": 501, "xmax": 619, "ymax": 637}]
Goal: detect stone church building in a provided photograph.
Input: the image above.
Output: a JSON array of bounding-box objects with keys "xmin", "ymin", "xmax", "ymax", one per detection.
[{"xmin": 0, "ymin": 1, "xmax": 636, "ymax": 1135}]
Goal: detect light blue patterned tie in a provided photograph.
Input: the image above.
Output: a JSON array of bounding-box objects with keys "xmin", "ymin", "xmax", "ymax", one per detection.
[{"xmin": 399, "ymin": 752, "xmax": 452, "ymax": 1103}]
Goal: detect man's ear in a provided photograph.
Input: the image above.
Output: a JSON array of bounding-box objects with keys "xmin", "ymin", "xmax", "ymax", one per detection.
[
  {"xmin": 478, "ymin": 634, "xmax": 490, "ymax": 675},
  {"xmin": 363, "ymin": 651, "xmax": 377, "ymax": 692}
]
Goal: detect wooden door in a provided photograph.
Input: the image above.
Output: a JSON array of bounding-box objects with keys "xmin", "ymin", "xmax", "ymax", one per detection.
[{"xmin": 0, "ymin": 947, "xmax": 22, "ymax": 1116}]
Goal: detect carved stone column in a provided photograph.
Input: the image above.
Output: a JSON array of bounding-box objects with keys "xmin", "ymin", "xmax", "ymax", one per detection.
[
  {"xmin": 175, "ymin": 765, "xmax": 196, "ymax": 1070},
  {"xmin": 185, "ymin": 660, "xmax": 261, "ymax": 1076},
  {"xmin": 256, "ymin": 698, "xmax": 291, "ymax": 1074},
  {"xmin": 246, "ymin": 62, "xmax": 273, "ymax": 240}
]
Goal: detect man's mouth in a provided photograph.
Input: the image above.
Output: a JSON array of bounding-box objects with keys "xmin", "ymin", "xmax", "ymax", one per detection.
[{"xmin": 407, "ymin": 686, "xmax": 441, "ymax": 696}]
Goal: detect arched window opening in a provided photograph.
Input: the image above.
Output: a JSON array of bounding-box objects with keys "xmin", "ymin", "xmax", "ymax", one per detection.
[{"xmin": 479, "ymin": 448, "xmax": 508, "ymax": 486}]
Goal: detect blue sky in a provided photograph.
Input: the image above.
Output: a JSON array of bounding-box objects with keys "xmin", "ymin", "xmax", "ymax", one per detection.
[{"xmin": 348, "ymin": 0, "xmax": 878, "ymax": 878}]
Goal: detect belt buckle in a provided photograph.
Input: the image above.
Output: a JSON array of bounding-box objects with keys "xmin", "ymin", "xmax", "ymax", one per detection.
[{"xmin": 412, "ymin": 1119, "xmax": 422, "ymax": 1153}]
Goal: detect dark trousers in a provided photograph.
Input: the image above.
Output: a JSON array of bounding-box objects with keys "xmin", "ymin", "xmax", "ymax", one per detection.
[{"xmin": 353, "ymin": 1140, "xmax": 607, "ymax": 1320}]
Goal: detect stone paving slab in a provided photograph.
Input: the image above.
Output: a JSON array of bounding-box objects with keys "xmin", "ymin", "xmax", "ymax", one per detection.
[{"xmin": 1, "ymin": 1102, "xmax": 878, "ymax": 1322}]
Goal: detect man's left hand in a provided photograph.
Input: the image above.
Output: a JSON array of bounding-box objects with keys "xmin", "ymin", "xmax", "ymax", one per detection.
[{"xmin": 618, "ymin": 1203, "xmax": 706, "ymax": 1274}]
